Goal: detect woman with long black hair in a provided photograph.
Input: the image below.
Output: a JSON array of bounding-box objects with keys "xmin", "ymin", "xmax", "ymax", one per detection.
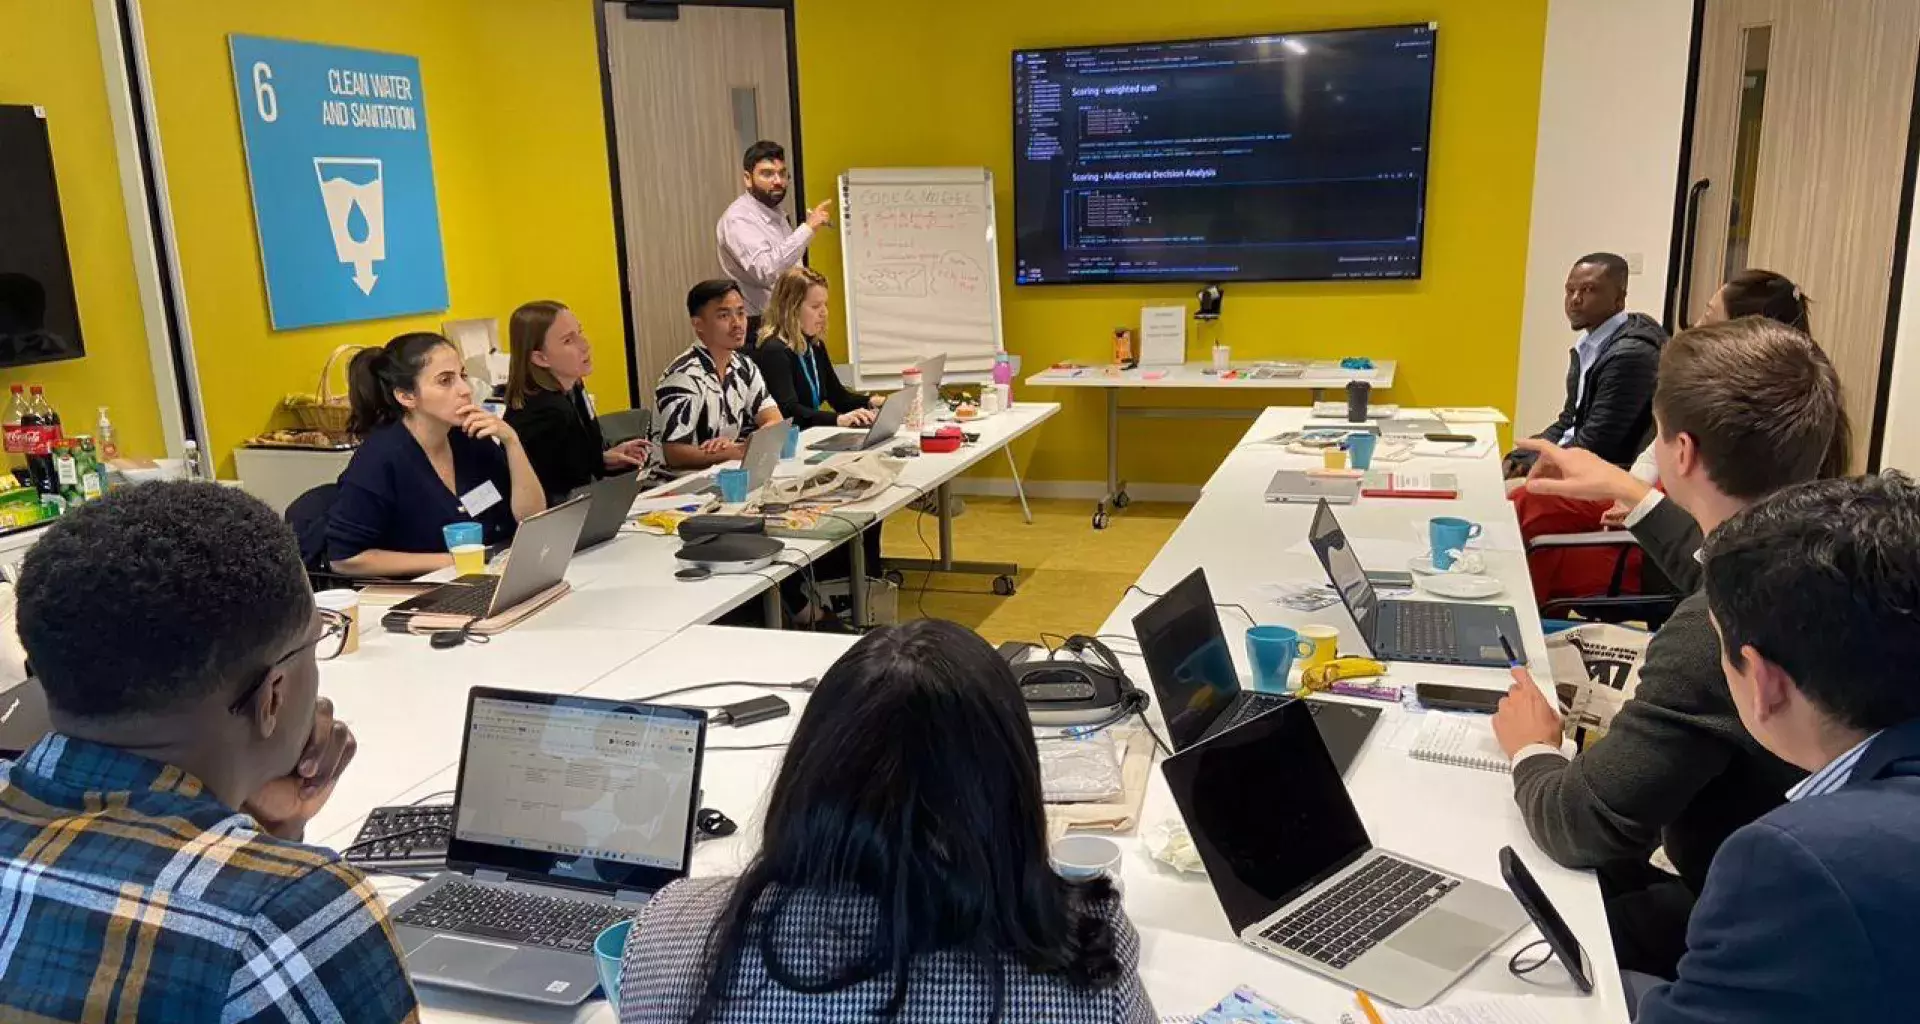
[{"xmin": 618, "ymin": 619, "xmax": 1153, "ymax": 1022}]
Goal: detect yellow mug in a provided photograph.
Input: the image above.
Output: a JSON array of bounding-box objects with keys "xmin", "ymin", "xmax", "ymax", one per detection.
[
  {"xmin": 451, "ymin": 544, "xmax": 488, "ymax": 577},
  {"xmin": 1321, "ymin": 447, "xmax": 1347, "ymax": 470},
  {"xmin": 1301, "ymin": 624, "xmax": 1340, "ymax": 671}
]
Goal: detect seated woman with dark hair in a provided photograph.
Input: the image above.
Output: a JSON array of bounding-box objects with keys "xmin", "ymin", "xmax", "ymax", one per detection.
[
  {"xmin": 617, "ymin": 619, "xmax": 1154, "ymax": 1023},
  {"xmin": 327, "ymin": 332, "xmax": 545, "ymax": 577}
]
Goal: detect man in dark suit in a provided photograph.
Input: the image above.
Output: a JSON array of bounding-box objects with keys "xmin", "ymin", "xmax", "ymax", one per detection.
[
  {"xmin": 1505, "ymin": 253, "xmax": 1669, "ymax": 478},
  {"xmin": 1632, "ymin": 472, "xmax": 1920, "ymax": 1021}
]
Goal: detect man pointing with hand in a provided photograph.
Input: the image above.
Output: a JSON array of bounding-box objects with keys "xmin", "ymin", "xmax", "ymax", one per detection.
[{"xmin": 717, "ymin": 139, "xmax": 833, "ymax": 343}]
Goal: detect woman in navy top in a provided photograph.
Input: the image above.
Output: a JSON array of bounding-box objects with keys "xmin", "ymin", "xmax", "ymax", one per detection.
[{"xmin": 327, "ymin": 332, "xmax": 546, "ymax": 577}]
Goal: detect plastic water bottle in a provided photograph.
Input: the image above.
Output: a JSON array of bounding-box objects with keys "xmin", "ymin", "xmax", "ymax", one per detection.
[
  {"xmin": 183, "ymin": 440, "xmax": 203, "ymax": 481},
  {"xmin": 901, "ymin": 367, "xmax": 925, "ymax": 431},
  {"xmin": 993, "ymin": 352, "xmax": 1012, "ymax": 387}
]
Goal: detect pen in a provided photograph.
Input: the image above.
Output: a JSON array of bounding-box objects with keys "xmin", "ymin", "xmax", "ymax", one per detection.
[
  {"xmin": 1355, "ymin": 990, "xmax": 1386, "ymax": 1024},
  {"xmin": 1496, "ymin": 631, "xmax": 1520, "ymax": 668}
]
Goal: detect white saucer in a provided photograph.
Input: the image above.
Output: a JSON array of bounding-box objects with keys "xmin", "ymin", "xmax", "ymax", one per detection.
[
  {"xmin": 1409, "ymin": 553, "xmax": 1487, "ymax": 576},
  {"xmin": 1416, "ymin": 573, "xmax": 1505, "ymax": 600}
]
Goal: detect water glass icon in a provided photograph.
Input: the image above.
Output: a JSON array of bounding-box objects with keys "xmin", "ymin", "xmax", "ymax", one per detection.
[{"xmin": 313, "ymin": 157, "xmax": 386, "ymax": 295}]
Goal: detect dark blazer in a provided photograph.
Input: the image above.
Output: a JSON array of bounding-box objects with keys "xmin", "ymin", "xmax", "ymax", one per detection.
[
  {"xmin": 753, "ymin": 336, "xmax": 868, "ymax": 429},
  {"xmin": 1636, "ymin": 719, "xmax": 1920, "ymax": 1022},
  {"xmin": 505, "ymin": 384, "xmax": 606, "ymax": 505},
  {"xmin": 1512, "ymin": 589, "xmax": 1805, "ymax": 892},
  {"xmin": 1629, "ymin": 495, "xmax": 1705, "ymax": 593},
  {"xmin": 1527, "ymin": 312, "xmax": 1668, "ymax": 468},
  {"xmin": 325, "ymin": 421, "xmax": 516, "ymax": 567}
]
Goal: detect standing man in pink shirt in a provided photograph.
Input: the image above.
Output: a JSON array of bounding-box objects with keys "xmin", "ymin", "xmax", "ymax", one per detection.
[{"xmin": 716, "ymin": 140, "xmax": 833, "ymax": 343}]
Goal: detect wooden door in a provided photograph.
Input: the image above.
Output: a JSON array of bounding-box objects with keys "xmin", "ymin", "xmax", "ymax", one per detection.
[
  {"xmin": 1679, "ymin": 0, "xmax": 1920, "ymax": 470},
  {"xmin": 604, "ymin": 3, "xmax": 795, "ymax": 405}
]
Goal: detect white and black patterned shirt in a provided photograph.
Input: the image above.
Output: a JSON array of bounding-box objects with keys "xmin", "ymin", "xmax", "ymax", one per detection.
[
  {"xmin": 620, "ymin": 877, "xmax": 1155, "ymax": 1023},
  {"xmin": 654, "ymin": 343, "xmax": 776, "ymax": 446}
]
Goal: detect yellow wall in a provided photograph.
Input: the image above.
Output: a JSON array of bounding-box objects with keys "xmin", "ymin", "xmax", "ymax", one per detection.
[
  {"xmin": 0, "ymin": 1, "xmax": 167, "ymax": 457},
  {"xmin": 140, "ymin": 0, "xmax": 629, "ymax": 475},
  {"xmin": 795, "ymin": 0, "xmax": 1548, "ymax": 485}
]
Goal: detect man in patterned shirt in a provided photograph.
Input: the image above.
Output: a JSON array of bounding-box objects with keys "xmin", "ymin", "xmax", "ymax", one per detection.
[
  {"xmin": 656, "ymin": 278, "xmax": 783, "ymax": 470},
  {"xmin": 0, "ymin": 482, "xmax": 417, "ymax": 1022}
]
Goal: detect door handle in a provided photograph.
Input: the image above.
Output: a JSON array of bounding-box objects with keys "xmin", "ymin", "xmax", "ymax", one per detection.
[{"xmin": 1671, "ymin": 178, "xmax": 1711, "ymax": 330}]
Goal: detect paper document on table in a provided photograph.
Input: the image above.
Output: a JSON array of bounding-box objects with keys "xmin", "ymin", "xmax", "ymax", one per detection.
[
  {"xmin": 1339, "ymin": 997, "xmax": 1551, "ymax": 1024},
  {"xmin": 1434, "ymin": 406, "xmax": 1511, "ymax": 425},
  {"xmin": 1408, "ymin": 713, "xmax": 1514, "ymax": 774},
  {"xmin": 1140, "ymin": 306, "xmax": 1186, "ymax": 366}
]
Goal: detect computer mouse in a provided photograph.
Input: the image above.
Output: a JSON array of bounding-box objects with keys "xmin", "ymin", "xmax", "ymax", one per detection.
[
  {"xmin": 696, "ymin": 807, "xmax": 737, "ymax": 839},
  {"xmin": 430, "ymin": 631, "xmax": 467, "ymax": 650}
]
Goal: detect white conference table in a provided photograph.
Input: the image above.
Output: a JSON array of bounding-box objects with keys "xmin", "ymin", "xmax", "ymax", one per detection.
[
  {"xmin": 1024, "ymin": 360, "xmax": 1396, "ymax": 528},
  {"xmin": 311, "ymin": 405, "xmax": 1058, "ymax": 845},
  {"xmin": 534, "ymin": 401, "xmax": 1057, "ymax": 634},
  {"xmin": 322, "ymin": 405, "xmax": 1625, "ymax": 1024},
  {"xmin": 1091, "ymin": 406, "xmax": 1627, "ymax": 1023}
]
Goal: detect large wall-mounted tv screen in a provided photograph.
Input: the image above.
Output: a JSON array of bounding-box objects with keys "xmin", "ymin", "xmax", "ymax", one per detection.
[
  {"xmin": 0, "ymin": 105, "xmax": 86, "ymax": 367},
  {"xmin": 1013, "ymin": 23, "xmax": 1437, "ymax": 285}
]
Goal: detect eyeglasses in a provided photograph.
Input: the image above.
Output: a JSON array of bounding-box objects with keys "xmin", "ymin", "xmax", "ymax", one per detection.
[{"xmin": 227, "ymin": 609, "xmax": 351, "ymax": 715}]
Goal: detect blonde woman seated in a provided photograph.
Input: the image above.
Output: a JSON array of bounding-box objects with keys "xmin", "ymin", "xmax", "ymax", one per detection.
[{"xmin": 751, "ymin": 266, "xmax": 882, "ymax": 429}]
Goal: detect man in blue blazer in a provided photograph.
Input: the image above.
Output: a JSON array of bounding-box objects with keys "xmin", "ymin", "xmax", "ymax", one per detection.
[{"xmin": 1636, "ymin": 472, "xmax": 1920, "ymax": 1022}]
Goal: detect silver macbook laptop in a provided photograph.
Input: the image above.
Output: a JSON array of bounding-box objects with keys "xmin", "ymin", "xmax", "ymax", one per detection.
[
  {"xmin": 388, "ymin": 496, "xmax": 591, "ymax": 624},
  {"xmin": 1265, "ymin": 470, "xmax": 1360, "ymax": 505},
  {"xmin": 567, "ymin": 472, "xmax": 644, "ymax": 552},
  {"xmin": 389, "ymin": 688, "xmax": 707, "ymax": 1006},
  {"xmin": 670, "ymin": 420, "xmax": 790, "ymax": 497},
  {"xmin": 810, "ymin": 387, "xmax": 910, "ymax": 452},
  {"xmin": 1162, "ymin": 699, "xmax": 1526, "ymax": 1007}
]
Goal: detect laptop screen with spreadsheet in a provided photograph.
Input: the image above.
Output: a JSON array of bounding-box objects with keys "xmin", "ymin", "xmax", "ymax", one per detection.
[{"xmin": 447, "ymin": 688, "xmax": 706, "ymax": 893}]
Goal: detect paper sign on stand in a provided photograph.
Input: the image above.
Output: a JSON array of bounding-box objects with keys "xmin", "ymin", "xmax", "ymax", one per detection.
[{"xmin": 1140, "ymin": 306, "xmax": 1187, "ymax": 366}]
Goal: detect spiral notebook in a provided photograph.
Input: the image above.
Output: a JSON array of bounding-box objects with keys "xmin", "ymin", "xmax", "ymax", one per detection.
[
  {"xmin": 1407, "ymin": 713, "xmax": 1512, "ymax": 774},
  {"xmin": 1337, "ymin": 996, "xmax": 1550, "ymax": 1023}
]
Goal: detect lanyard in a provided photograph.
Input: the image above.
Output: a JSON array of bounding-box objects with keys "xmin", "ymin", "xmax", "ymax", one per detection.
[{"xmin": 798, "ymin": 345, "xmax": 823, "ymax": 409}]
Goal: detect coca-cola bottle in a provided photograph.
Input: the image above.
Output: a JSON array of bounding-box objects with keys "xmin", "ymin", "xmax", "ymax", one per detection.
[{"xmin": 22, "ymin": 387, "xmax": 55, "ymax": 497}]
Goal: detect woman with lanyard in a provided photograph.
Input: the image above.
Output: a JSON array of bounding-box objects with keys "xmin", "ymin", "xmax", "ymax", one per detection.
[{"xmin": 751, "ymin": 267, "xmax": 884, "ymax": 428}]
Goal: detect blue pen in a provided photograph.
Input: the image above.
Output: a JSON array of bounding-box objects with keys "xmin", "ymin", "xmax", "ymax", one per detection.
[{"xmin": 1496, "ymin": 631, "xmax": 1520, "ymax": 668}]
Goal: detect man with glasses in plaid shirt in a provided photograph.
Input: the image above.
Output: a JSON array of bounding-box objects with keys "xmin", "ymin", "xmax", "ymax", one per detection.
[{"xmin": 0, "ymin": 482, "xmax": 417, "ymax": 1022}]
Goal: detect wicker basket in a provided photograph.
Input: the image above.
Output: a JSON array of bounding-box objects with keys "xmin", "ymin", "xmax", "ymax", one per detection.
[{"xmin": 285, "ymin": 344, "xmax": 361, "ymax": 435}]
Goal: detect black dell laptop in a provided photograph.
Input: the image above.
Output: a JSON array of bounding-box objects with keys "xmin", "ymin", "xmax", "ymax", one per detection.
[
  {"xmin": 1307, "ymin": 500, "xmax": 1525, "ymax": 669},
  {"xmin": 0, "ymin": 677, "xmax": 48, "ymax": 759},
  {"xmin": 1131, "ymin": 567, "xmax": 1379, "ymax": 772}
]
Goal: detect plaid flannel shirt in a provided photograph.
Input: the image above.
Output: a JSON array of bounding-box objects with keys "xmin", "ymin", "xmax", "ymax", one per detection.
[{"xmin": 0, "ymin": 733, "xmax": 419, "ymax": 1023}]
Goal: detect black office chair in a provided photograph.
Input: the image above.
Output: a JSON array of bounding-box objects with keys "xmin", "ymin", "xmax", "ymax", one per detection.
[
  {"xmin": 598, "ymin": 408, "xmax": 651, "ymax": 446},
  {"xmin": 284, "ymin": 483, "xmax": 356, "ymax": 591},
  {"xmin": 1531, "ymin": 530, "xmax": 1683, "ymax": 631}
]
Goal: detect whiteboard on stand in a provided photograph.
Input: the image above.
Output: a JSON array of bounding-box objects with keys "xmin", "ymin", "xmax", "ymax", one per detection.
[{"xmin": 838, "ymin": 168, "xmax": 1003, "ymax": 389}]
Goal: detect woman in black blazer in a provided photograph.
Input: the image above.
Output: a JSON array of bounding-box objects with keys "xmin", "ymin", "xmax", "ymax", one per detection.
[
  {"xmin": 503, "ymin": 301, "xmax": 653, "ymax": 503},
  {"xmin": 752, "ymin": 267, "xmax": 884, "ymax": 428}
]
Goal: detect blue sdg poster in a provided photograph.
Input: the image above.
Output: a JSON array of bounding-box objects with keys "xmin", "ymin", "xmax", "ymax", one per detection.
[{"xmin": 229, "ymin": 35, "xmax": 449, "ymax": 330}]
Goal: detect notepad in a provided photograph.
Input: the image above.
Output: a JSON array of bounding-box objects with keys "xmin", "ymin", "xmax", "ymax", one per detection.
[
  {"xmin": 1162, "ymin": 985, "xmax": 1313, "ymax": 1023},
  {"xmin": 1407, "ymin": 713, "xmax": 1512, "ymax": 774},
  {"xmin": 1339, "ymin": 996, "xmax": 1551, "ymax": 1024}
]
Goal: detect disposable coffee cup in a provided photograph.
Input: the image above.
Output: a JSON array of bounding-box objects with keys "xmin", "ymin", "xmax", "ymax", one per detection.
[{"xmin": 314, "ymin": 588, "xmax": 361, "ymax": 655}]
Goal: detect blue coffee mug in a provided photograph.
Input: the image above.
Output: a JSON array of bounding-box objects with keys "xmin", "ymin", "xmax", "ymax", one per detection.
[
  {"xmin": 1246, "ymin": 625, "xmax": 1315, "ymax": 694},
  {"xmin": 594, "ymin": 919, "xmax": 632, "ymax": 1012},
  {"xmin": 716, "ymin": 467, "xmax": 751, "ymax": 504},
  {"xmin": 1429, "ymin": 516, "xmax": 1483, "ymax": 570},
  {"xmin": 1346, "ymin": 432, "xmax": 1378, "ymax": 470}
]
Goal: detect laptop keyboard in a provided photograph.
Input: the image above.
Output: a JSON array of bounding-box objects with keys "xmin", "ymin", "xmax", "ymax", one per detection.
[
  {"xmin": 396, "ymin": 880, "xmax": 632, "ymax": 952},
  {"xmin": 1220, "ymin": 692, "xmax": 1289, "ymax": 731},
  {"xmin": 1392, "ymin": 602, "xmax": 1458, "ymax": 659},
  {"xmin": 421, "ymin": 575, "xmax": 499, "ymax": 619},
  {"xmin": 1257, "ymin": 854, "xmax": 1460, "ymax": 968}
]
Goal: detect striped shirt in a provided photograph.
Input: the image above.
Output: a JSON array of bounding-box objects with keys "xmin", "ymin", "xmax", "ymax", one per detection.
[
  {"xmin": 1785, "ymin": 732, "xmax": 1882, "ymax": 801},
  {"xmin": 0, "ymin": 733, "xmax": 419, "ymax": 1023},
  {"xmin": 655, "ymin": 344, "xmax": 776, "ymax": 448}
]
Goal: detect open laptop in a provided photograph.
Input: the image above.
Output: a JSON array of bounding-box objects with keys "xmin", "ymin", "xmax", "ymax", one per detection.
[
  {"xmin": 566, "ymin": 471, "xmax": 644, "ymax": 552},
  {"xmin": 1163, "ymin": 699, "xmax": 1527, "ymax": 1007},
  {"xmin": 391, "ymin": 495, "xmax": 591, "ymax": 623},
  {"xmin": 390, "ymin": 687, "xmax": 707, "ymax": 1006},
  {"xmin": 1131, "ymin": 567, "xmax": 1379, "ymax": 773},
  {"xmin": 1308, "ymin": 500, "xmax": 1524, "ymax": 669},
  {"xmin": 0, "ymin": 677, "xmax": 48, "ymax": 759},
  {"xmin": 809, "ymin": 386, "xmax": 909, "ymax": 452},
  {"xmin": 668, "ymin": 420, "xmax": 790, "ymax": 498}
]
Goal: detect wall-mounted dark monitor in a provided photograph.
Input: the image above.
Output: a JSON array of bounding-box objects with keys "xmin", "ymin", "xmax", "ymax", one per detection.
[
  {"xmin": 1013, "ymin": 23, "xmax": 1437, "ymax": 285},
  {"xmin": 0, "ymin": 105, "xmax": 87, "ymax": 367}
]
